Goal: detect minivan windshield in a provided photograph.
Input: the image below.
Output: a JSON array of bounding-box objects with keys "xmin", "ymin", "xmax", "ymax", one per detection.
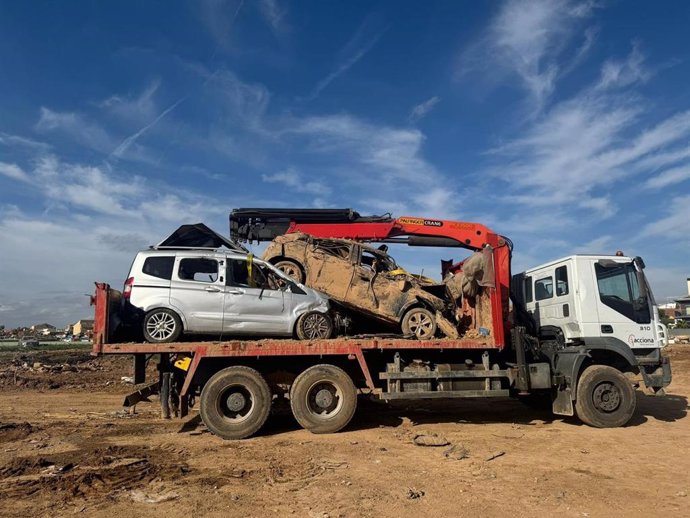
[{"xmin": 595, "ymin": 261, "xmax": 651, "ymax": 324}]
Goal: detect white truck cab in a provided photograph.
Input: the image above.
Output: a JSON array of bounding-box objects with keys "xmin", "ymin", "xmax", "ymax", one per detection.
[{"xmin": 514, "ymin": 254, "xmax": 667, "ymax": 351}]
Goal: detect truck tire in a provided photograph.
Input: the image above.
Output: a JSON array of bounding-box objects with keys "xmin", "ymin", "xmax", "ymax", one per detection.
[
  {"xmin": 575, "ymin": 365, "xmax": 636, "ymax": 428},
  {"xmin": 200, "ymin": 366, "xmax": 272, "ymax": 440},
  {"xmin": 401, "ymin": 307, "xmax": 437, "ymax": 339},
  {"xmin": 274, "ymin": 259, "xmax": 304, "ymax": 283},
  {"xmin": 290, "ymin": 364, "xmax": 357, "ymax": 434},
  {"xmin": 143, "ymin": 308, "xmax": 182, "ymax": 343},
  {"xmin": 296, "ymin": 311, "xmax": 334, "ymax": 340}
]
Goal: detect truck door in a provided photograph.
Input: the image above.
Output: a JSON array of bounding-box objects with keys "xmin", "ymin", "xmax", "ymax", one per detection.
[
  {"xmin": 169, "ymin": 255, "xmax": 224, "ymax": 333},
  {"xmin": 223, "ymin": 257, "xmax": 290, "ymax": 335},
  {"xmin": 527, "ymin": 264, "xmax": 574, "ymax": 336},
  {"xmin": 593, "ymin": 260, "xmax": 654, "ymax": 348}
]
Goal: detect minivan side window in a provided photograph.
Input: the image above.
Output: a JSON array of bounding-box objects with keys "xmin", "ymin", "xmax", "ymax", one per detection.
[
  {"xmin": 143, "ymin": 256, "xmax": 174, "ymax": 280},
  {"xmin": 535, "ymin": 276, "xmax": 553, "ymax": 300},
  {"xmin": 178, "ymin": 258, "xmax": 218, "ymax": 283},
  {"xmin": 555, "ymin": 265, "xmax": 569, "ymax": 296},
  {"xmin": 227, "ymin": 259, "xmax": 278, "ymax": 290},
  {"xmin": 524, "ymin": 276, "xmax": 533, "ymax": 303}
]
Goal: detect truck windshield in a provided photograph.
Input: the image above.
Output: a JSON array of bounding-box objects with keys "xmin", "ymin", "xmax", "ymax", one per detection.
[{"xmin": 595, "ymin": 261, "xmax": 651, "ymax": 324}]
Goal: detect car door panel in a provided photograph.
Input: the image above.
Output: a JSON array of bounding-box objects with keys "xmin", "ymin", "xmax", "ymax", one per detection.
[
  {"xmin": 223, "ymin": 258, "xmax": 291, "ymax": 335},
  {"xmin": 168, "ymin": 255, "xmax": 224, "ymax": 333}
]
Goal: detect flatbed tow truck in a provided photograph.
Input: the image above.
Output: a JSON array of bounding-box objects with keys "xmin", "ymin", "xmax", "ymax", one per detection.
[{"xmin": 90, "ymin": 208, "xmax": 671, "ymax": 439}]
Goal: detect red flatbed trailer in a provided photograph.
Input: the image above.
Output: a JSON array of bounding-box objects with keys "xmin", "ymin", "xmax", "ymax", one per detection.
[{"xmin": 91, "ymin": 281, "xmax": 523, "ymax": 439}]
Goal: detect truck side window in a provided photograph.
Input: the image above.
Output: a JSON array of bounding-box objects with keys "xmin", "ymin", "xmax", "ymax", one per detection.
[
  {"xmin": 143, "ymin": 256, "xmax": 174, "ymax": 280},
  {"xmin": 535, "ymin": 276, "xmax": 553, "ymax": 300},
  {"xmin": 524, "ymin": 276, "xmax": 533, "ymax": 302},
  {"xmin": 555, "ymin": 266, "xmax": 568, "ymax": 296},
  {"xmin": 178, "ymin": 258, "xmax": 218, "ymax": 283}
]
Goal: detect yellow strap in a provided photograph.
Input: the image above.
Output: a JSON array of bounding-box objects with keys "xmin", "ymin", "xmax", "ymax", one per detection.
[{"xmin": 247, "ymin": 253, "xmax": 255, "ymax": 288}]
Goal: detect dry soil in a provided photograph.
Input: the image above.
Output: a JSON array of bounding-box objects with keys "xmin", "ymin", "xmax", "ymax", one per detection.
[{"xmin": 1, "ymin": 347, "xmax": 689, "ymax": 517}]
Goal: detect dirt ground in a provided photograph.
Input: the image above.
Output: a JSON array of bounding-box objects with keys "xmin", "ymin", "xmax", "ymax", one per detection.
[{"xmin": 0, "ymin": 347, "xmax": 688, "ymax": 518}]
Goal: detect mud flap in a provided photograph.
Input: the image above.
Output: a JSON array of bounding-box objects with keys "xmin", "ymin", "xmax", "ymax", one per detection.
[{"xmin": 552, "ymin": 386, "xmax": 574, "ymax": 416}]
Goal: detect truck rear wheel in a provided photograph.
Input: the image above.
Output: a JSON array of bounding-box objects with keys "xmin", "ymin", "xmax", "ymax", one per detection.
[
  {"xmin": 575, "ymin": 365, "xmax": 636, "ymax": 428},
  {"xmin": 290, "ymin": 364, "xmax": 357, "ymax": 434},
  {"xmin": 200, "ymin": 366, "xmax": 272, "ymax": 439}
]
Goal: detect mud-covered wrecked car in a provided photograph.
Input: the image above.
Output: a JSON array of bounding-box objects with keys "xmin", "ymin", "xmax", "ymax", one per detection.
[{"xmin": 262, "ymin": 232, "xmax": 495, "ymax": 340}]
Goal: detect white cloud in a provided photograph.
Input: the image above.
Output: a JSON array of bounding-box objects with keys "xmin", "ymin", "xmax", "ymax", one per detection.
[
  {"xmin": 110, "ymin": 96, "xmax": 186, "ymax": 161},
  {"xmin": 409, "ymin": 96, "xmax": 441, "ymax": 123},
  {"xmin": 597, "ymin": 43, "xmax": 650, "ymax": 90},
  {"xmin": 645, "ymin": 164, "xmax": 690, "ymax": 189},
  {"xmin": 99, "ymin": 79, "xmax": 161, "ymax": 122},
  {"xmin": 258, "ymin": 0, "xmax": 287, "ymax": 33},
  {"xmin": 487, "ymin": 91, "xmax": 690, "ymax": 217},
  {"xmin": 199, "ymin": 0, "xmax": 245, "ymax": 53},
  {"xmin": 573, "ymin": 235, "xmax": 613, "ymax": 254},
  {"xmin": 0, "ymin": 162, "xmax": 31, "ymax": 183},
  {"xmin": 302, "ymin": 13, "xmax": 386, "ymax": 101},
  {"xmin": 261, "ymin": 168, "xmax": 331, "ymax": 196},
  {"xmin": 0, "ymin": 132, "xmax": 51, "ymax": 151},
  {"xmin": 458, "ymin": 0, "xmax": 596, "ymax": 108},
  {"xmin": 35, "ymin": 107, "xmax": 116, "ymax": 153},
  {"xmin": 642, "ymin": 195, "xmax": 690, "ymax": 241}
]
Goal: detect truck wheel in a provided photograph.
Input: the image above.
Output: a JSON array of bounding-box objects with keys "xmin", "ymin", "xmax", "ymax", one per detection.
[
  {"xmin": 200, "ymin": 366, "xmax": 272, "ymax": 440},
  {"xmin": 290, "ymin": 364, "xmax": 357, "ymax": 434},
  {"xmin": 296, "ymin": 311, "xmax": 333, "ymax": 340},
  {"xmin": 575, "ymin": 365, "xmax": 636, "ymax": 428},
  {"xmin": 143, "ymin": 308, "xmax": 182, "ymax": 343},
  {"xmin": 401, "ymin": 307, "xmax": 437, "ymax": 339},
  {"xmin": 274, "ymin": 259, "xmax": 304, "ymax": 283}
]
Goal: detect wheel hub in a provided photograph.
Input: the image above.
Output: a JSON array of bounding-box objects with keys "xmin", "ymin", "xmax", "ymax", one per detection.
[
  {"xmin": 226, "ymin": 392, "xmax": 247, "ymax": 412},
  {"xmin": 593, "ymin": 382, "xmax": 621, "ymax": 412},
  {"xmin": 314, "ymin": 388, "xmax": 334, "ymax": 409}
]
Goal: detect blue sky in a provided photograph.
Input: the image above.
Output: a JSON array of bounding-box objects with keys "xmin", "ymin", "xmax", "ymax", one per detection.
[{"xmin": 1, "ymin": 0, "xmax": 689, "ymax": 327}]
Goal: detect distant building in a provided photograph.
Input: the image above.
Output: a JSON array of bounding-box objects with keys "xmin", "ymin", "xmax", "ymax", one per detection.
[
  {"xmin": 674, "ymin": 278, "xmax": 690, "ymax": 324},
  {"xmin": 31, "ymin": 323, "xmax": 56, "ymax": 332},
  {"xmin": 72, "ymin": 319, "xmax": 94, "ymax": 337},
  {"xmin": 658, "ymin": 302, "xmax": 679, "ymax": 319}
]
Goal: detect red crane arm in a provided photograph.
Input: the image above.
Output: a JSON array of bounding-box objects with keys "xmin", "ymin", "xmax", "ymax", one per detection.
[{"xmin": 286, "ymin": 216, "xmax": 505, "ymax": 251}]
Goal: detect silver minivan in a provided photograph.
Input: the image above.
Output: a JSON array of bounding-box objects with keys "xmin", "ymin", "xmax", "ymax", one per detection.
[{"xmin": 123, "ymin": 224, "xmax": 333, "ymax": 343}]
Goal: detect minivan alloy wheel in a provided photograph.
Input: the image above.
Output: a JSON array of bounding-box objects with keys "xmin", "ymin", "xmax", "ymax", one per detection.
[
  {"xmin": 143, "ymin": 309, "xmax": 182, "ymax": 343},
  {"xmin": 146, "ymin": 312, "xmax": 177, "ymax": 340}
]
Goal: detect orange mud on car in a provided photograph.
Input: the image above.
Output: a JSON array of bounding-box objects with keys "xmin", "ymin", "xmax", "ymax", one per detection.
[{"xmin": 262, "ymin": 233, "xmax": 493, "ymax": 340}]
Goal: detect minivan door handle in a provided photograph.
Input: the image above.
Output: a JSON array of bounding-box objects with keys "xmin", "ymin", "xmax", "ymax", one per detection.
[
  {"xmin": 226, "ymin": 289, "xmax": 244, "ymax": 295},
  {"xmin": 205, "ymin": 286, "xmax": 221, "ymax": 293}
]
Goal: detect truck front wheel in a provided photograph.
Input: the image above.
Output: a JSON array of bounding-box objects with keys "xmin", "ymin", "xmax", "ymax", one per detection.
[
  {"xmin": 200, "ymin": 366, "xmax": 272, "ymax": 439},
  {"xmin": 290, "ymin": 364, "xmax": 357, "ymax": 434},
  {"xmin": 575, "ymin": 365, "xmax": 636, "ymax": 428}
]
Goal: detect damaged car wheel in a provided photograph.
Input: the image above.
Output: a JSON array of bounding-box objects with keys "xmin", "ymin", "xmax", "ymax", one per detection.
[
  {"xmin": 296, "ymin": 311, "xmax": 333, "ymax": 340},
  {"xmin": 402, "ymin": 307, "xmax": 437, "ymax": 340},
  {"xmin": 274, "ymin": 259, "xmax": 304, "ymax": 283}
]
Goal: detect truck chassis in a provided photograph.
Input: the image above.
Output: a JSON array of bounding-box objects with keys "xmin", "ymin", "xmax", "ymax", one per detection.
[{"xmin": 92, "ymin": 282, "xmax": 670, "ymax": 439}]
